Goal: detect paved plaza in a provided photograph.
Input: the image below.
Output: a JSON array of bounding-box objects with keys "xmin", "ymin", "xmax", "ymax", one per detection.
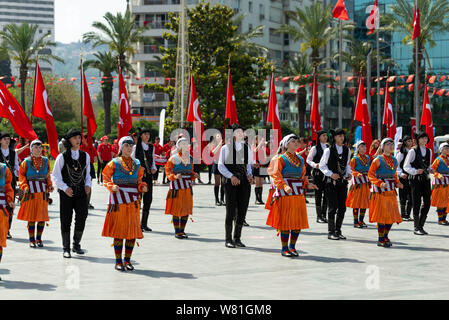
[{"xmin": 1, "ymin": 173, "xmax": 449, "ymax": 300}]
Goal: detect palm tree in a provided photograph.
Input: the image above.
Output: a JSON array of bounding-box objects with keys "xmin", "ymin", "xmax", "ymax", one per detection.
[
  {"xmin": 82, "ymin": 10, "xmax": 148, "ymax": 73},
  {"xmin": 84, "ymin": 52, "xmax": 132, "ymax": 135},
  {"xmin": 280, "ymin": 54, "xmax": 334, "ymax": 136},
  {"xmin": 0, "ymin": 23, "xmax": 63, "ymax": 112}
]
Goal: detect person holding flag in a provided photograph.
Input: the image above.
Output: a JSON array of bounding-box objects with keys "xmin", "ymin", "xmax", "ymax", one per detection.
[
  {"xmin": 266, "ymin": 134, "xmax": 318, "ymax": 257},
  {"xmin": 430, "ymin": 143, "xmax": 449, "ymax": 225},
  {"xmin": 16, "ymin": 140, "xmax": 53, "ymax": 248},
  {"xmin": 368, "ymin": 138, "xmax": 403, "ymax": 248},
  {"xmin": 101, "ymin": 136, "xmax": 148, "ymax": 271}
]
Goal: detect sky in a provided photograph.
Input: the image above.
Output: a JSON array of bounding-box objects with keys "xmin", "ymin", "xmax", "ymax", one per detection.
[{"xmin": 55, "ymin": 0, "xmax": 126, "ymax": 44}]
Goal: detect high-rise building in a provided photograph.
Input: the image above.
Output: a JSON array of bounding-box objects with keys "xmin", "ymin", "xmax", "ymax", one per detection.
[{"xmin": 0, "ymin": 0, "xmax": 55, "ymax": 74}]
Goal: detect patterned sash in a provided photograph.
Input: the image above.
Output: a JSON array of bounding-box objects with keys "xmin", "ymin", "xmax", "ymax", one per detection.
[
  {"xmin": 370, "ymin": 178, "xmax": 396, "ymax": 193},
  {"xmin": 169, "ymin": 175, "xmax": 193, "ymax": 190},
  {"xmin": 274, "ymin": 178, "xmax": 304, "ymax": 197},
  {"xmin": 433, "ymin": 175, "xmax": 449, "ymax": 186},
  {"xmin": 352, "ymin": 174, "xmax": 369, "ymax": 185},
  {"xmin": 29, "ymin": 180, "xmax": 47, "ymax": 194},
  {"xmin": 108, "ymin": 184, "xmax": 140, "ymax": 205}
]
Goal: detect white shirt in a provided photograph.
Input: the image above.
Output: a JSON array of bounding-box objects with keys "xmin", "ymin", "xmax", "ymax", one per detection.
[
  {"xmin": 319, "ymin": 144, "xmax": 351, "ymax": 177},
  {"xmin": 403, "ymin": 146, "xmax": 432, "ymax": 176},
  {"xmin": 218, "ymin": 141, "xmax": 253, "ymax": 179},
  {"xmin": 396, "ymin": 148, "xmax": 410, "ymax": 176},
  {"xmin": 52, "ymin": 149, "xmax": 92, "ymax": 192},
  {"xmin": 131, "ymin": 142, "xmax": 157, "ymax": 171},
  {"xmin": 306, "ymin": 143, "xmax": 328, "ymax": 168},
  {"xmin": 1, "ymin": 147, "xmax": 19, "ymax": 177}
]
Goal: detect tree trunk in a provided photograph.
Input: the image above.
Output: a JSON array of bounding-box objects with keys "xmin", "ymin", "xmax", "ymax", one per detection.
[
  {"xmin": 103, "ymin": 74, "xmax": 113, "ymax": 135},
  {"xmin": 19, "ymin": 66, "xmax": 28, "ymax": 113},
  {"xmin": 297, "ymin": 86, "xmax": 307, "ymax": 137}
]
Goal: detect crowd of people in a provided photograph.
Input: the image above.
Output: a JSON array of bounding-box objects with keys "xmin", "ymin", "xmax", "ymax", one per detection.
[{"xmin": 0, "ymin": 124, "xmax": 448, "ymax": 278}]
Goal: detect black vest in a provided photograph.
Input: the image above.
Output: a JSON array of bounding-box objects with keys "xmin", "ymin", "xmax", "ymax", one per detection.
[
  {"xmin": 61, "ymin": 150, "xmax": 87, "ymax": 196},
  {"xmin": 224, "ymin": 142, "xmax": 249, "ymax": 181},
  {"xmin": 313, "ymin": 143, "xmax": 325, "ymax": 163},
  {"xmin": 135, "ymin": 142, "xmax": 154, "ymax": 175},
  {"xmin": 411, "ymin": 146, "xmax": 430, "ymax": 170},
  {"xmin": 399, "ymin": 149, "xmax": 409, "ymax": 170},
  {"xmin": 0, "ymin": 148, "xmax": 17, "ymax": 188},
  {"xmin": 327, "ymin": 144, "xmax": 349, "ymax": 177}
]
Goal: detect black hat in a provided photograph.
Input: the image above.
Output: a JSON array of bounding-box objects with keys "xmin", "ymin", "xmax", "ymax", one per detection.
[
  {"xmin": 402, "ymin": 135, "xmax": 412, "ymax": 143},
  {"xmin": 415, "ymin": 131, "xmax": 429, "ymax": 141},
  {"xmin": 138, "ymin": 127, "xmax": 151, "ymax": 136},
  {"xmin": 231, "ymin": 124, "xmax": 245, "ymax": 132},
  {"xmin": 316, "ymin": 130, "xmax": 327, "ymax": 140},
  {"xmin": 65, "ymin": 129, "xmax": 81, "ymax": 140},
  {"xmin": 0, "ymin": 132, "xmax": 10, "ymax": 140},
  {"xmin": 330, "ymin": 128, "xmax": 345, "ymax": 137}
]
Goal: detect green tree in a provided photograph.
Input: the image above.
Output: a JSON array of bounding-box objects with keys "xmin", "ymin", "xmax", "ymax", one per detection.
[
  {"xmin": 0, "ymin": 46, "xmax": 12, "ymax": 85},
  {"xmin": 149, "ymin": 2, "xmax": 271, "ymax": 135},
  {"xmin": 96, "ymin": 103, "xmax": 119, "ymax": 138},
  {"xmin": 82, "ymin": 10, "xmax": 148, "ymax": 73},
  {"xmin": 0, "ymin": 23, "xmax": 63, "ymax": 112}
]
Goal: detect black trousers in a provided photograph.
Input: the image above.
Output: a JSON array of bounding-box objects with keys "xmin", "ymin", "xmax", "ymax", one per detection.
[
  {"xmin": 410, "ymin": 178, "xmax": 431, "ymax": 230},
  {"xmin": 98, "ymin": 161, "xmax": 108, "ymax": 183},
  {"xmin": 59, "ymin": 190, "xmax": 88, "ymax": 250},
  {"xmin": 141, "ymin": 175, "xmax": 153, "ymax": 213},
  {"xmin": 399, "ymin": 177, "xmax": 412, "ymax": 217},
  {"xmin": 153, "ymin": 165, "xmax": 162, "ymax": 181},
  {"xmin": 312, "ymin": 170, "xmax": 327, "ymax": 218},
  {"xmin": 225, "ymin": 179, "xmax": 250, "ymax": 228},
  {"xmin": 325, "ymin": 180, "xmax": 348, "ymax": 234}
]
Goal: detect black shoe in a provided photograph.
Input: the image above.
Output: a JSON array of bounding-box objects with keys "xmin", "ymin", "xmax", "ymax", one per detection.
[
  {"xmin": 337, "ymin": 233, "xmax": 346, "ymax": 240},
  {"xmin": 234, "ymin": 239, "xmax": 246, "ymax": 247},
  {"xmin": 281, "ymin": 250, "xmax": 293, "ymax": 257},
  {"xmin": 405, "ymin": 216, "xmax": 414, "ymax": 221},
  {"xmin": 36, "ymin": 240, "xmax": 43, "ymax": 247},
  {"xmin": 225, "ymin": 240, "xmax": 236, "ymax": 248},
  {"xmin": 438, "ymin": 220, "xmax": 449, "ymax": 225},
  {"xmin": 180, "ymin": 232, "xmax": 188, "ymax": 239},
  {"xmin": 321, "ymin": 217, "xmax": 328, "ymax": 223},
  {"xmin": 414, "ymin": 229, "xmax": 426, "ymax": 235},
  {"xmin": 29, "ymin": 242, "xmax": 36, "ymax": 248},
  {"xmin": 7, "ymin": 232, "xmax": 11, "ymax": 239},
  {"xmin": 88, "ymin": 204, "xmax": 94, "ymax": 210},
  {"xmin": 175, "ymin": 234, "xmax": 186, "ymax": 239},
  {"xmin": 385, "ymin": 238, "xmax": 392, "ymax": 247},
  {"xmin": 359, "ymin": 221, "xmax": 368, "ymax": 228},
  {"xmin": 115, "ymin": 264, "xmax": 125, "ymax": 272},
  {"xmin": 316, "ymin": 217, "xmax": 326, "ymax": 223},
  {"xmin": 220, "ymin": 200, "xmax": 226, "ymax": 206},
  {"xmin": 124, "ymin": 262, "xmax": 134, "ymax": 271},
  {"xmin": 63, "ymin": 250, "xmax": 71, "ymax": 258},
  {"xmin": 377, "ymin": 241, "xmax": 390, "ymax": 248},
  {"xmin": 243, "ymin": 221, "xmax": 249, "ymax": 227},
  {"xmin": 289, "ymin": 248, "xmax": 299, "ymax": 257},
  {"xmin": 141, "ymin": 226, "xmax": 152, "ymax": 232},
  {"xmin": 420, "ymin": 228, "xmax": 428, "ymax": 235},
  {"xmin": 72, "ymin": 245, "xmax": 85, "ymax": 255},
  {"xmin": 328, "ymin": 233, "xmax": 340, "ymax": 240},
  {"xmin": 215, "ymin": 201, "xmax": 222, "ymax": 206}
]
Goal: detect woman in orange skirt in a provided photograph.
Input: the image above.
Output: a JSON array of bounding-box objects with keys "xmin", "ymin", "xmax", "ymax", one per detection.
[
  {"xmin": 368, "ymin": 138, "xmax": 403, "ymax": 248},
  {"xmin": 264, "ymin": 147, "xmax": 285, "ymax": 211},
  {"xmin": 430, "ymin": 143, "xmax": 449, "ymax": 225},
  {"xmin": 165, "ymin": 138, "xmax": 199, "ymax": 239},
  {"xmin": 102, "ymin": 136, "xmax": 148, "ymax": 271},
  {"xmin": 17, "ymin": 140, "xmax": 53, "ymax": 248},
  {"xmin": 0, "ymin": 162, "xmax": 15, "ymax": 281},
  {"xmin": 266, "ymin": 134, "xmax": 317, "ymax": 257},
  {"xmin": 346, "ymin": 141, "xmax": 371, "ymax": 228}
]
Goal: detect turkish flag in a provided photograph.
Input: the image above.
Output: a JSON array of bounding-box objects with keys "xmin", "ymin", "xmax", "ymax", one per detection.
[
  {"xmin": 406, "ymin": 74, "xmax": 415, "ymax": 83},
  {"xmin": 332, "ymin": 0, "xmax": 349, "ymax": 21},
  {"xmin": 410, "ymin": 117, "xmax": 417, "ymax": 136},
  {"xmin": 81, "ymin": 64, "xmax": 97, "ymax": 148},
  {"xmin": 366, "ymin": 0, "xmax": 378, "ymax": 35},
  {"xmin": 118, "ymin": 69, "xmax": 132, "ymax": 140},
  {"xmin": 412, "ymin": 5, "xmax": 420, "ymax": 40},
  {"xmin": 310, "ymin": 73, "xmax": 322, "ymax": 141},
  {"xmin": 32, "ymin": 62, "xmax": 57, "ymax": 158},
  {"xmin": 186, "ymin": 73, "xmax": 204, "ymax": 164},
  {"xmin": 225, "ymin": 67, "xmax": 238, "ymax": 125},
  {"xmin": 266, "ymin": 73, "xmax": 282, "ymax": 142},
  {"xmin": 0, "ymin": 81, "xmax": 37, "ymax": 141},
  {"xmin": 354, "ymin": 77, "xmax": 373, "ymax": 150},
  {"xmin": 383, "ymin": 82, "xmax": 396, "ymax": 139},
  {"xmin": 421, "ymin": 85, "xmax": 434, "ymax": 150}
]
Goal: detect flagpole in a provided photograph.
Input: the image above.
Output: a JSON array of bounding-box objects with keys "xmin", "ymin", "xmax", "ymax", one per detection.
[
  {"xmin": 80, "ymin": 53, "xmax": 84, "ymax": 136},
  {"xmin": 338, "ymin": 19, "xmax": 343, "ymax": 128},
  {"xmin": 376, "ymin": 27, "xmax": 381, "ymax": 139},
  {"xmin": 414, "ymin": 0, "xmax": 420, "ymax": 130}
]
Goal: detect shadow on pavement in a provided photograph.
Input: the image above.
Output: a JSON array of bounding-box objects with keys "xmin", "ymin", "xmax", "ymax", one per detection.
[
  {"xmin": 131, "ymin": 269, "xmax": 196, "ymax": 279},
  {"xmin": 151, "ymin": 231, "xmax": 200, "ymax": 237},
  {"xmin": 0, "ymin": 269, "xmax": 10, "ymax": 275},
  {"xmin": 392, "ymin": 245, "xmax": 449, "ymax": 253},
  {"xmin": 8, "ymin": 238, "xmax": 55, "ymax": 244},
  {"xmin": 0, "ymin": 280, "xmax": 57, "ymax": 291}
]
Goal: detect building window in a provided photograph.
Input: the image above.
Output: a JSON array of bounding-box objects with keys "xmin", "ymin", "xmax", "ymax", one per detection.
[
  {"xmin": 269, "ymin": 28, "xmax": 282, "ymax": 45},
  {"xmin": 259, "ymin": 4, "xmax": 265, "ymax": 20},
  {"xmin": 248, "ymin": 23, "xmax": 253, "ymax": 32},
  {"xmin": 249, "ymin": 1, "xmax": 253, "ymax": 13}
]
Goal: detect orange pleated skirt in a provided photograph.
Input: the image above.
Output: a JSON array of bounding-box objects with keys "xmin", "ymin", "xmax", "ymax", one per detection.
[
  {"xmin": 102, "ymin": 201, "xmax": 144, "ymax": 240},
  {"xmin": 266, "ymin": 194, "xmax": 309, "ymax": 230},
  {"xmin": 0, "ymin": 210, "xmax": 8, "ymax": 247},
  {"xmin": 264, "ymin": 189, "xmax": 274, "ymax": 210},
  {"xmin": 431, "ymin": 185, "xmax": 449, "ymax": 208},
  {"xmin": 369, "ymin": 191, "xmax": 402, "ymax": 224},
  {"xmin": 346, "ymin": 183, "xmax": 370, "ymax": 209},
  {"xmin": 165, "ymin": 188, "xmax": 193, "ymax": 217},
  {"xmin": 17, "ymin": 193, "xmax": 49, "ymax": 222}
]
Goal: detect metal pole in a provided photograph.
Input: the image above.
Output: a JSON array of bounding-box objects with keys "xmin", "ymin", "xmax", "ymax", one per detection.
[
  {"xmin": 366, "ymin": 50, "xmax": 372, "ymax": 121},
  {"xmin": 395, "ymin": 76, "xmax": 398, "ymax": 126},
  {"xmin": 376, "ymin": 30, "xmax": 381, "ymax": 139},
  {"xmin": 338, "ymin": 20, "xmax": 343, "ymax": 128},
  {"xmin": 180, "ymin": 0, "xmax": 185, "ymax": 129},
  {"xmin": 415, "ymin": 22, "xmax": 420, "ymax": 129}
]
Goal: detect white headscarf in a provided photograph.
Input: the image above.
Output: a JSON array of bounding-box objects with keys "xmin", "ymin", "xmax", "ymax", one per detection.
[
  {"xmin": 354, "ymin": 140, "xmax": 366, "ymax": 153},
  {"xmin": 176, "ymin": 137, "xmax": 188, "ymax": 149},
  {"xmin": 118, "ymin": 136, "xmax": 134, "ymax": 153},
  {"xmin": 279, "ymin": 134, "xmax": 298, "ymax": 149},
  {"xmin": 30, "ymin": 139, "xmax": 43, "ymax": 152},
  {"xmin": 439, "ymin": 142, "xmax": 449, "ymax": 154},
  {"xmin": 380, "ymin": 138, "xmax": 394, "ymax": 151}
]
